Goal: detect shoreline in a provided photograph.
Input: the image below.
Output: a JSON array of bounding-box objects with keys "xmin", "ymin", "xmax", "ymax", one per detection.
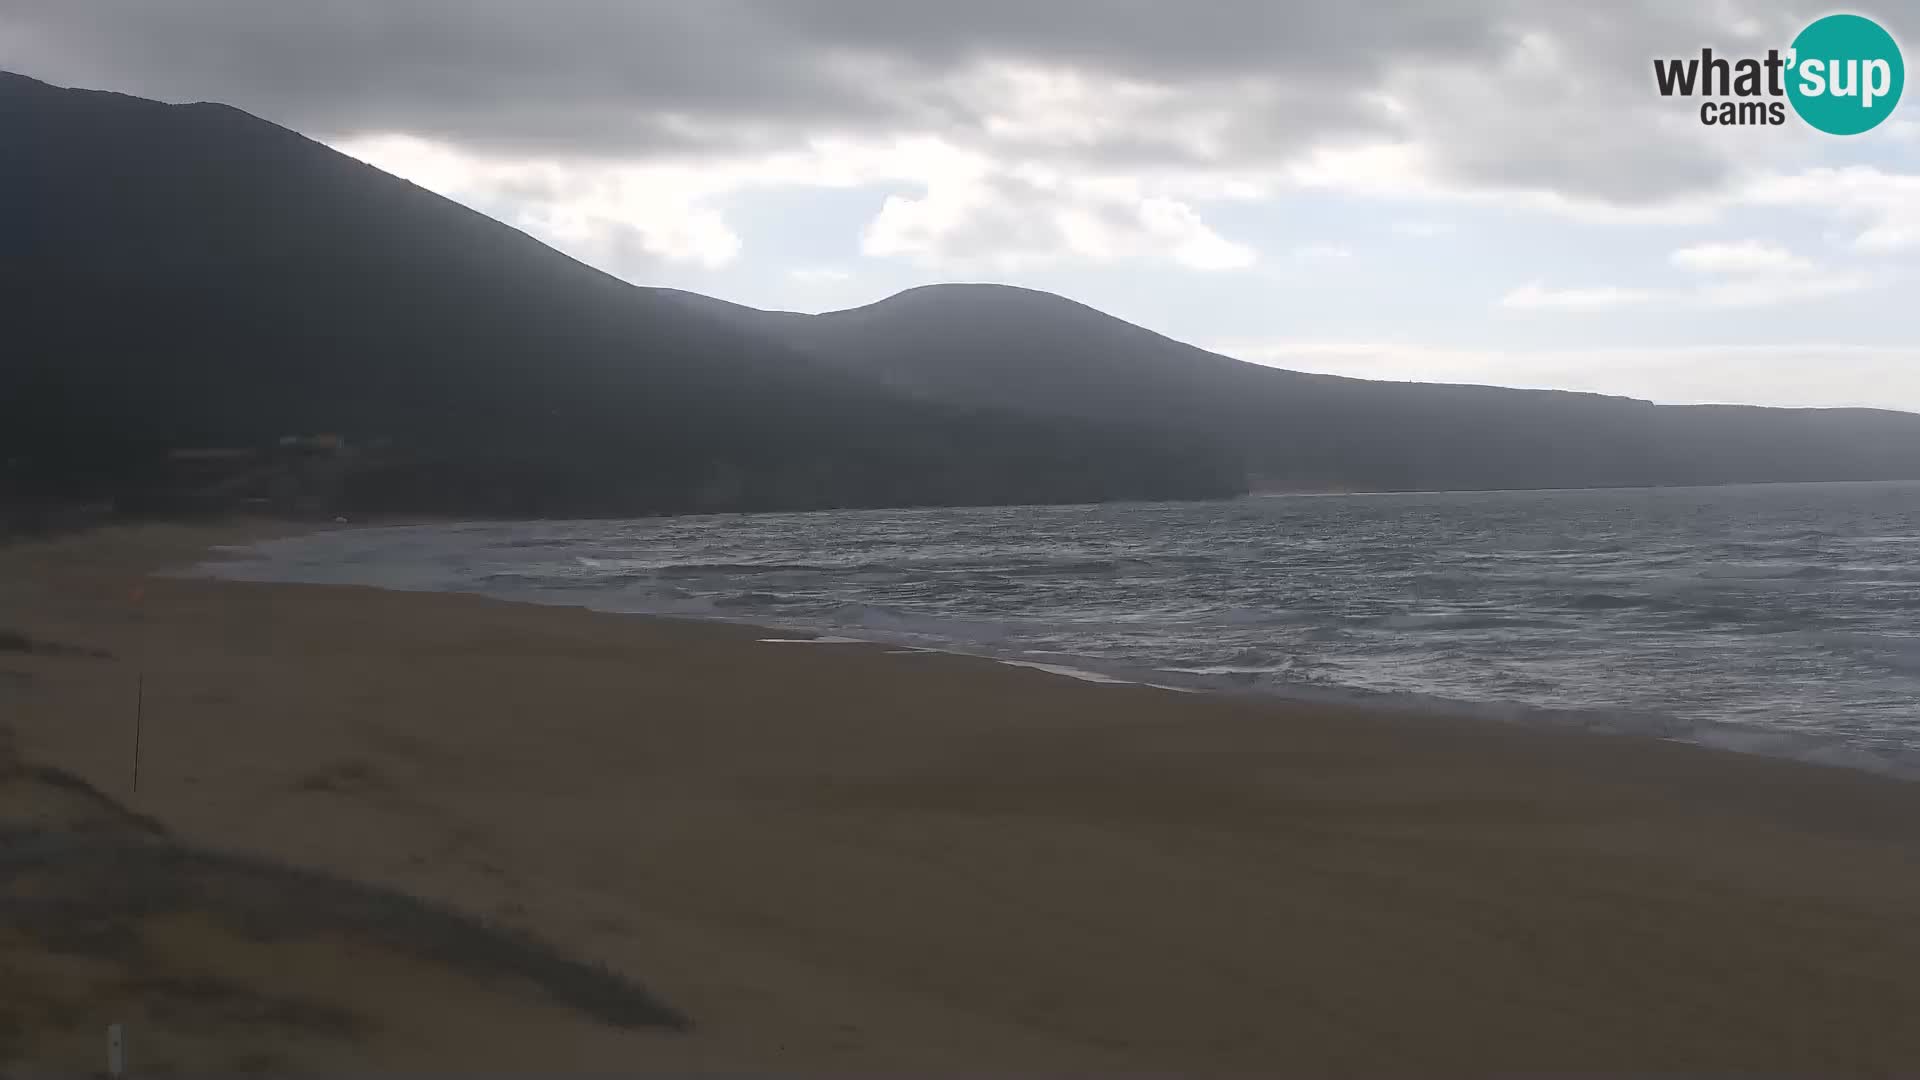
[
  {"xmin": 10, "ymin": 522, "xmax": 1920, "ymax": 1071},
  {"xmin": 192, "ymin": 520, "xmax": 1920, "ymax": 783},
  {"xmin": 154, "ymin": 523, "xmax": 1920, "ymax": 805}
]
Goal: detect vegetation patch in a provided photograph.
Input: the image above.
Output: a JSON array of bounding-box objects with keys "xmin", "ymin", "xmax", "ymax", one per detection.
[
  {"xmin": 0, "ymin": 834, "xmax": 687, "ymax": 1032},
  {"xmin": 0, "ymin": 765, "xmax": 169, "ymax": 837},
  {"xmin": 0, "ymin": 630, "xmax": 113, "ymax": 660}
]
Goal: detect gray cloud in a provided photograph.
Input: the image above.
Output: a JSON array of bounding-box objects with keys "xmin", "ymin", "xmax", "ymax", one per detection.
[
  {"xmin": 0, "ymin": 0, "xmax": 1832, "ymax": 205},
  {"xmin": 761, "ymin": 0, "xmax": 1508, "ymax": 80},
  {"xmin": 0, "ymin": 2, "xmax": 900, "ymax": 153},
  {"xmin": 0, "ymin": 0, "xmax": 1453, "ymax": 162}
]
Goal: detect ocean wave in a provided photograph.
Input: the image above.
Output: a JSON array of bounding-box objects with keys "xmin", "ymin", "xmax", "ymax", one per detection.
[
  {"xmin": 1566, "ymin": 592, "xmax": 1643, "ymax": 610},
  {"xmin": 653, "ymin": 561, "xmax": 836, "ymax": 577},
  {"xmin": 1220, "ymin": 607, "xmax": 1319, "ymax": 627},
  {"xmin": 477, "ymin": 571, "xmax": 584, "ymax": 589},
  {"xmin": 1462, "ymin": 532, "xmax": 1584, "ymax": 553},
  {"xmin": 713, "ymin": 590, "xmax": 803, "ymax": 609},
  {"xmin": 998, "ymin": 659, "xmax": 1134, "ymax": 684},
  {"xmin": 188, "ymin": 482, "xmax": 1920, "ymax": 781},
  {"xmin": 993, "ymin": 558, "xmax": 1135, "ymax": 577},
  {"xmin": 1370, "ymin": 612, "xmax": 1558, "ymax": 631},
  {"xmin": 821, "ymin": 602, "xmax": 1022, "ymax": 644},
  {"xmin": 1812, "ymin": 632, "xmax": 1920, "ymax": 674},
  {"xmin": 1695, "ymin": 563, "xmax": 1835, "ymax": 580},
  {"xmin": 598, "ymin": 554, "xmax": 1168, "ymax": 582},
  {"xmin": 500, "ymin": 536, "xmax": 600, "ymax": 550}
]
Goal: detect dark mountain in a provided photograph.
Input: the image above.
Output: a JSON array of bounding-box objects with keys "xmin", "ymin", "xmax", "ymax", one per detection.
[
  {"xmin": 0, "ymin": 73, "xmax": 1241, "ymax": 518},
  {"xmin": 659, "ymin": 283, "xmax": 1920, "ymax": 492},
  {"xmin": 10, "ymin": 71, "xmax": 1915, "ymax": 519}
]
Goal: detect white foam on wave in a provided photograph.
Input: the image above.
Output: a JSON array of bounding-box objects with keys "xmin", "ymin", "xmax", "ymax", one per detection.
[
  {"xmin": 997, "ymin": 659, "xmax": 1134, "ymax": 684},
  {"xmin": 757, "ymin": 636, "xmax": 869, "ymax": 645},
  {"xmin": 991, "ymin": 659, "xmax": 1204, "ymax": 694}
]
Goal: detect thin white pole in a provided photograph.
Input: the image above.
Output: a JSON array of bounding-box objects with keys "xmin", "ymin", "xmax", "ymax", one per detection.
[
  {"xmin": 132, "ymin": 673, "xmax": 143, "ymax": 793},
  {"xmin": 107, "ymin": 1022, "xmax": 125, "ymax": 1077}
]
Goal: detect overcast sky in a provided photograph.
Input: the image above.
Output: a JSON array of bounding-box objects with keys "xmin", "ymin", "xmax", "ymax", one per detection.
[{"xmin": 6, "ymin": 1, "xmax": 1918, "ymax": 409}]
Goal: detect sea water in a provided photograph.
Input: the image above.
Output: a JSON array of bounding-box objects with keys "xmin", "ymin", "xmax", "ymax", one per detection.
[{"xmin": 197, "ymin": 481, "xmax": 1920, "ymax": 777}]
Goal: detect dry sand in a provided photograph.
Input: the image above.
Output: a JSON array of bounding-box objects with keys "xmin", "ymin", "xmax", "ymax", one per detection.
[{"xmin": 6, "ymin": 522, "xmax": 1920, "ymax": 1073}]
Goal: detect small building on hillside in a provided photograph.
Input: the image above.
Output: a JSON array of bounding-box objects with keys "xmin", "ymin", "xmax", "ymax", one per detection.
[
  {"xmin": 276, "ymin": 433, "xmax": 347, "ymax": 454},
  {"xmin": 166, "ymin": 446, "xmax": 259, "ymax": 463}
]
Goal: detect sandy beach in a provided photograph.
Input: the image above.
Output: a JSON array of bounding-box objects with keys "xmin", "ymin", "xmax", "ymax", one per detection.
[{"xmin": 7, "ymin": 522, "xmax": 1920, "ymax": 1073}]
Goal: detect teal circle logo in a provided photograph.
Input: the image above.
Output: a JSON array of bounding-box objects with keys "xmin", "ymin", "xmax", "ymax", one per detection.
[{"xmin": 1787, "ymin": 14, "xmax": 1904, "ymax": 135}]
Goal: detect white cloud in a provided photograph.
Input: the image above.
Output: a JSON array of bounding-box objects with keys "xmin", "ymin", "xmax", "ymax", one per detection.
[
  {"xmin": 1499, "ymin": 271, "xmax": 1877, "ymax": 313},
  {"xmin": 342, "ymin": 127, "xmax": 1260, "ymax": 276},
  {"xmin": 863, "ymin": 173, "xmax": 1256, "ymax": 271},
  {"xmin": 1498, "ymin": 283, "xmax": 1656, "ymax": 311},
  {"xmin": 1140, "ymin": 198, "xmax": 1259, "ymax": 269},
  {"xmin": 1280, "ymin": 137, "xmax": 1728, "ymax": 227},
  {"xmin": 1858, "ymin": 223, "xmax": 1920, "ymax": 254},
  {"xmin": 1738, "ymin": 167, "xmax": 1920, "ymax": 254},
  {"xmin": 1504, "ymin": 235, "xmax": 1881, "ymax": 313},
  {"xmin": 1696, "ymin": 271, "xmax": 1877, "ymax": 308},
  {"xmin": 339, "ymin": 133, "xmax": 744, "ymax": 270},
  {"xmin": 323, "ymin": 29, "xmax": 1920, "ymax": 286},
  {"xmin": 1671, "ymin": 240, "xmax": 1813, "ymax": 275},
  {"xmin": 789, "ymin": 266, "xmax": 852, "ymax": 283},
  {"xmin": 955, "ymin": 60, "xmax": 1220, "ymax": 160},
  {"xmin": 1292, "ymin": 244, "xmax": 1354, "ymax": 259},
  {"xmin": 1666, "ymin": 238, "xmax": 1883, "ymax": 307}
]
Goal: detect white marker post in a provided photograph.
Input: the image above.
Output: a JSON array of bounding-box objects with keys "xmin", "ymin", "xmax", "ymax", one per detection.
[{"xmin": 107, "ymin": 1023, "xmax": 125, "ymax": 1077}]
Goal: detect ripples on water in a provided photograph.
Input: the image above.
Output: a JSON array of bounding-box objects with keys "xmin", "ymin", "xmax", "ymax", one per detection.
[{"xmin": 203, "ymin": 482, "xmax": 1920, "ymax": 776}]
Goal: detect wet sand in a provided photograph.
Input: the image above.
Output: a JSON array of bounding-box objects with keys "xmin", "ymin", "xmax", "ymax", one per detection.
[{"xmin": 6, "ymin": 522, "xmax": 1920, "ymax": 1073}]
